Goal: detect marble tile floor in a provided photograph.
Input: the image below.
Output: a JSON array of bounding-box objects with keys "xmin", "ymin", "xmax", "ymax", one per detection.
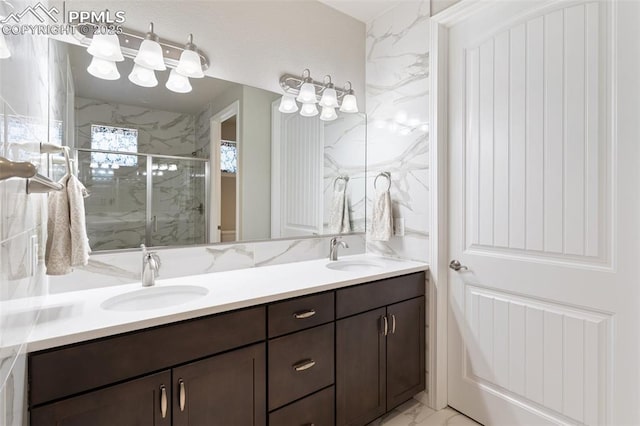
[{"xmin": 369, "ymin": 398, "xmax": 482, "ymax": 426}]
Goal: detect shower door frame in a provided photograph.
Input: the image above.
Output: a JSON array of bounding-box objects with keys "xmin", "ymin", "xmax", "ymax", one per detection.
[{"xmin": 75, "ymin": 147, "xmax": 210, "ymax": 247}]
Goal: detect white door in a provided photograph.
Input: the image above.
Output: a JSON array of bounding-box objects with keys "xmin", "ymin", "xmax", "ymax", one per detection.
[{"xmin": 446, "ymin": 1, "xmax": 640, "ymax": 425}]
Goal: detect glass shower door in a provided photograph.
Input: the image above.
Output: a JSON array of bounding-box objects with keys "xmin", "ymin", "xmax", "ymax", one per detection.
[{"xmin": 148, "ymin": 157, "xmax": 208, "ymax": 247}]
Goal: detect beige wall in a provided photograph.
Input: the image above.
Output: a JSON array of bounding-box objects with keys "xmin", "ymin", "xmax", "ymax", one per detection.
[
  {"xmin": 221, "ymin": 119, "xmax": 237, "ymax": 142},
  {"xmin": 431, "ymin": 0, "xmax": 461, "ymax": 16},
  {"xmin": 221, "ymin": 175, "xmax": 237, "ymax": 232}
]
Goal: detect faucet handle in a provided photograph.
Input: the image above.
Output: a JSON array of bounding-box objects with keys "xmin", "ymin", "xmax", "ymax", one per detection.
[{"xmin": 149, "ymin": 253, "xmax": 161, "ymax": 275}]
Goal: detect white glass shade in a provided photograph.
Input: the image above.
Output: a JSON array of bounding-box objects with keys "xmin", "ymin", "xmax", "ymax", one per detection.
[
  {"xmin": 87, "ymin": 57, "xmax": 120, "ymax": 80},
  {"xmin": 278, "ymin": 94, "xmax": 298, "ymax": 113},
  {"xmin": 319, "ymin": 87, "xmax": 339, "ymax": 108},
  {"xmin": 320, "ymin": 106, "xmax": 338, "ymax": 121},
  {"xmin": 176, "ymin": 49, "xmax": 204, "ymax": 78},
  {"xmin": 128, "ymin": 63, "xmax": 158, "ymax": 87},
  {"xmin": 300, "ymin": 102, "xmax": 319, "ymax": 117},
  {"xmin": 296, "ymin": 82, "xmax": 317, "ymax": 104},
  {"xmin": 166, "ymin": 69, "xmax": 192, "ymax": 93},
  {"xmin": 0, "ymin": 33, "xmax": 10, "ymax": 59},
  {"xmin": 339, "ymin": 93, "xmax": 359, "ymax": 113},
  {"xmin": 87, "ymin": 34, "xmax": 124, "ymax": 62},
  {"xmin": 134, "ymin": 39, "xmax": 166, "ymax": 71}
]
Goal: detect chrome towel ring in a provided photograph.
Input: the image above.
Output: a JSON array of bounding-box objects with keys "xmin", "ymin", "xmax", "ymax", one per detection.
[
  {"xmin": 374, "ymin": 171, "xmax": 391, "ymax": 191},
  {"xmin": 333, "ymin": 175, "xmax": 349, "ymax": 191}
]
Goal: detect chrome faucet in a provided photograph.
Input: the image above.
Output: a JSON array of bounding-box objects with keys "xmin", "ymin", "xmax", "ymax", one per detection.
[
  {"xmin": 141, "ymin": 244, "xmax": 161, "ymax": 287},
  {"xmin": 329, "ymin": 237, "xmax": 349, "ymax": 261}
]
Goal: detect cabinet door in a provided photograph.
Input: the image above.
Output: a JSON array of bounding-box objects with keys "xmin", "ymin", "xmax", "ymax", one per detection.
[
  {"xmin": 172, "ymin": 343, "xmax": 266, "ymax": 426},
  {"xmin": 336, "ymin": 308, "xmax": 386, "ymax": 426},
  {"xmin": 386, "ymin": 297, "xmax": 425, "ymax": 410},
  {"xmin": 30, "ymin": 371, "xmax": 171, "ymax": 426}
]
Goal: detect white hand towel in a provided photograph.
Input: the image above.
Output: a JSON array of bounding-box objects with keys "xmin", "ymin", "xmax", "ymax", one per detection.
[
  {"xmin": 45, "ymin": 175, "xmax": 91, "ymax": 275},
  {"xmin": 370, "ymin": 189, "xmax": 393, "ymax": 241},
  {"xmin": 329, "ymin": 184, "xmax": 351, "ymax": 234}
]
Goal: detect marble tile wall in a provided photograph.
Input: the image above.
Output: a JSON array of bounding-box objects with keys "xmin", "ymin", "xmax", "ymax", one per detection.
[
  {"xmin": 365, "ymin": 1, "xmax": 431, "ymax": 263},
  {"xmin": 48, "ymin": 234, "xmax": 366, "ymax": 293},
  {"xmin": 0, "ymin": 1, "xmax": 53, "ymax": 423},
  {"xmin": 323, "ymin": 113, "xmax": 367, "ymax": 234}
]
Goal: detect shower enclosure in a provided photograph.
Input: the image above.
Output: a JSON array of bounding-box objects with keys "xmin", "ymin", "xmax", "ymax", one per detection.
[{"xmin": 73, "ymin": 148, "xmax": 209, "ymax": 251}]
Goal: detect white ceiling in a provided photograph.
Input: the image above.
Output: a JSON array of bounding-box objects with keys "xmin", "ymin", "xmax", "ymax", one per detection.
[{"xmin": 318, "ymin": 0, "xmax": 403, "ymax": 24}]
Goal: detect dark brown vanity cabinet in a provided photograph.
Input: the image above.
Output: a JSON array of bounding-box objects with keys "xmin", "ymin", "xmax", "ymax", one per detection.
[
  {"xmin": 28, "ymin": 272, "xmax": 426, "ymax": 426},
  {"xmin": 29, "ymin": 307, "xmax": 266, "ymax": 426},
  {"xmin": 336, "ymin": 273, "xmax": 426, "ymax": 426}
]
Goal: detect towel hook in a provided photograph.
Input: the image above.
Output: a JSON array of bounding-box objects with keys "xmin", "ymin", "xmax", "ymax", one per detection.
[
  {"xmin": 374, "ymin": 172, "xmax": 391, "ymax": 192},
  {"xmin": 333, "ymin": 175, "xmax": 349, "ymax": 191}
]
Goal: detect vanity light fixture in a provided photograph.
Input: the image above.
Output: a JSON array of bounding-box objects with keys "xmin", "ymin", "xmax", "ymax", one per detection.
[
  {"xmin": 128, "ymin": 63, "xmax": 158, "ymax": 87},
  {"xmin": 0, "ymin": 32, "xmax": 11, "ymax": 59},
  {"xmin": 134, "ymin": 23, "xmax": 166, "ymax": 71},
  {"xmin": 279, "ymin": 69, "xmax": 359, "ymax": 119},
  {"xmin": 176, "ymin": 34, "xmax": 205, "ymax": 78},
  {"xmin": 166, "ymin": 69, "xmax": 193, "ymax": 93},
  {"xmin": 339, "ymin": 81, "xmax": 358, "ymax": 113},
  {"xmin": 87, "ymin": 33, "xmax": 124, "ymax": 62},
  {"xmin": 87, "ymin": 56, "xmax": 121, "ymax": 80}
]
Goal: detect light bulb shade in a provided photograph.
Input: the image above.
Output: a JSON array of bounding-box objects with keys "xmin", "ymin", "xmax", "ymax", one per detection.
[
  {"xmin": 319, "ymin": 87, "xmax": 339, "ymax": 108},
  {"xmin": 128, "ymin": 63, "xmax": 158, "ymax": 87},
  {"xmin": 87, "ymin": 57, "xmax": 120, "ymax": 80},
  {"xmin": 134, "ymin": 39, "xmax": 166, "ymax": 71},
  {"xmin": 339, "ymin": 93, "xmax": 359, "ymax": 113},
  {"xmin": 166, "ymin": 69, "xmax": 192, "ymax": 93},
  {"xmin": 0, "ymin": 32, "xmax": 11, "ymax": 59},
  {"xmin": 278, "ymin": 94, "xmax": 298, "ymax": 113},
  {"xmin": 296, "ymin": 82, "xmax": 317, "ymax": 104},
  {"xmin": 87, "ymin": 34, "xmax": 124, "ymax": 62},
  {"xmin": 176, "ymin": 49, "xmax": 205, "ymax": 78},
  {"xmin": 300, "ymin": 102, "xmax": 319, "ymax": 117},
  {"xmin": 319, "ymin": 106, "xmax": 338, "ymax": 121}
]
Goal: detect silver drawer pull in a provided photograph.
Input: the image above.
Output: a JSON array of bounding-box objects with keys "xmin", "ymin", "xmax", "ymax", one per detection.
[
  {"xmin": 293, "ymin": 309, "xmax": 316, "ymax": 319},
  {"xmin": 302, "ymin": 424, "xmax": 315, "ymax": 426},
  {"xmin": 160, "ymin": 385, "xmax": 167, "ymax": 418},
  {"xmin": 293, "ymin": 359, "xmax": 316, "ymax": 371},
  {"xmin": 179, "ymin": 379, "xmax": 186, "ymax": 412},
  {"xmin": 391, "ymin": 314, "xmax": 396, "ymax": 334},
  {"xmin": 382, "ymin": 315, "xmax": 388, "ymax": 336}
]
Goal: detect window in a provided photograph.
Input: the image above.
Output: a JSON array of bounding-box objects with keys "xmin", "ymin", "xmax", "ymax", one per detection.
[
  {"xmin": 220, "ymin": 141, "xmax": 237, "ymax": 174},
  {"xmin": 90, "ymin": 124, "xmax": 138, "ymax": 167}
]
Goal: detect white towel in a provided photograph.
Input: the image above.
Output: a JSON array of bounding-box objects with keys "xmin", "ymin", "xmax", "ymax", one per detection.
[
  {"xmin": 370, "ymin": 189, "xmax": 393, "ymax": 241},
  {"xmin": 329, "ymin": 183, "xmax": 351, "ymax": 234},
  {"xmin": 45, "ymin": 175, "xmax": 91, "ymax": 275}
]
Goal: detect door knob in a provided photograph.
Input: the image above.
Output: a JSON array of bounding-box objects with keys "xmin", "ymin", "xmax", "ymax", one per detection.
[{"xmin": 449, "ymin": 260, "xmax": 468, "ymax": 271}]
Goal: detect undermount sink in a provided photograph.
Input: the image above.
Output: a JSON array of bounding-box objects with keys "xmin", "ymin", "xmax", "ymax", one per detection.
[
  {"xmin": 325, "ymin": 259, "xmax": 384, "ymax": 272},
  {"xmin": 101, "ymin": 285, "xmax": 209, "ymax": 312}
]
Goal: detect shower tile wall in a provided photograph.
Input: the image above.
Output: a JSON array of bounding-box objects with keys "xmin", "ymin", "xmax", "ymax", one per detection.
[
  {"xmin": 74, "ymin": 97, "xmax": 206, "ymax": 250},
  {"xmin": 323, "ymin": 113, "xmax": 367, "ymax": 233},
  {"xmin": 365, "ymin": 1, "xmax": 431, "ymax": 262},
  {"xmin": 0, "ymin": 1, "xmax": 54, "ymax": 423}
]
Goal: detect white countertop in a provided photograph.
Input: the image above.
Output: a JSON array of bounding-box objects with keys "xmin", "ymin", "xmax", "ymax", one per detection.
[{"xmin": 9, "ymin": 254, "xmax": 428, "ymax": 353}]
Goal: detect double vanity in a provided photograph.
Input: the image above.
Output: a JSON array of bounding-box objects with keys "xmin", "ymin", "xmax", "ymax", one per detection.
[{"xmin": 23, "ymin": 254, "xmax": 428, "ymax": 426}]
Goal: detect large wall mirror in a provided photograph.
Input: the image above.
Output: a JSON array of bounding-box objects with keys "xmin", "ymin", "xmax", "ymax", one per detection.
[{"xmin": 48, "ymin": 38, "xmax": 366, "ymax": 252}]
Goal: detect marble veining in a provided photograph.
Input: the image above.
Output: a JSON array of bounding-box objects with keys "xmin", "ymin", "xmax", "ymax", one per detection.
[
  {"xmin": 365, "ymin": 0, "xmax": 431, "ymax": 262},
  {"xmin": 369, "ymin": 399, "xmax": 480, "ymax": 426}
]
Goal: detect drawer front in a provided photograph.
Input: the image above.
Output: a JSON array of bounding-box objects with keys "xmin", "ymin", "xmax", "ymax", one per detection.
[
  {"xmin": 269, "ymin": 386, "xmax": 335, "ymax": 426},
  {"xmin": 268, "ymin": 292, "xmax": 334, "ymax": 338},
  {"xmin": 268, "ymin": 323, "xmax": 334, "ymax": 410},
  {"xmin": 29, "ymin": 306, "xmax": 265, "ymax": 406},
  {"xmin": 336, "ymin": 272, "xmax": 425, "ymax": 318}
]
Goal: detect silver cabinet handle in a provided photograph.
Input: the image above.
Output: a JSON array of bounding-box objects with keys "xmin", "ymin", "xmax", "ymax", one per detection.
[
  {"xmin": 293, "ymin": 309, "xmax": 316, "ymax": 319},
  {"xmin": 382, "ymin": 315, "xmax": 388, "ymax": 336},
  {"xmin": 179, "ymin": 379, "xmax": 186, "ymax": 412},
  {"xmin": 292, "ymin": 359, "xmax": 316, "ymax": 371},
  {"xmin": 391, "ymin": 314, "xmax": 396, "ymax": 334},
  {"xmin": 449, "ymin": 259, "xmax": 468, "ymax": 271},
  {"xmin": 153, "ymin": 215, "xmax": 158, "ymax": 233},
  {"xmin": 160, "ymin": 385, "xmax": 167, "ymax": 419}
]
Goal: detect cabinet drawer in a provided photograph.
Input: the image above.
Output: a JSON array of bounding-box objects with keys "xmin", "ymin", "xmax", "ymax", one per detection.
[
  {"xmin": 29, "ymin": 306, "xmax": 265, "ymax": 406},
  {"xmin": 269, "ymin": 386, "xmax": 334, "ymax": 426},
  {"xmin": 268, "ymin": 323, "xmax": 334, "ymax": 410},
  {"xmin": 336, "ymin": 272, "xmax": 425, "ymax": 318},
  {"xmin": 268, "ymin": 292, "xmax": 334, "ymax": 338}
]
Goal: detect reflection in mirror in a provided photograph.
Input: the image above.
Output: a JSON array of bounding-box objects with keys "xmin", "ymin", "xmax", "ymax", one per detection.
[{"xmin": 48, "ymin": 38, "xmax": 366, "ymax": 251}]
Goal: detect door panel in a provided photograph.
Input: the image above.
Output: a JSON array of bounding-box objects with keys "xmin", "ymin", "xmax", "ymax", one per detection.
[{"xmin": 446, "ymin": 1, "xmax": 639, "ymax": 425}]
